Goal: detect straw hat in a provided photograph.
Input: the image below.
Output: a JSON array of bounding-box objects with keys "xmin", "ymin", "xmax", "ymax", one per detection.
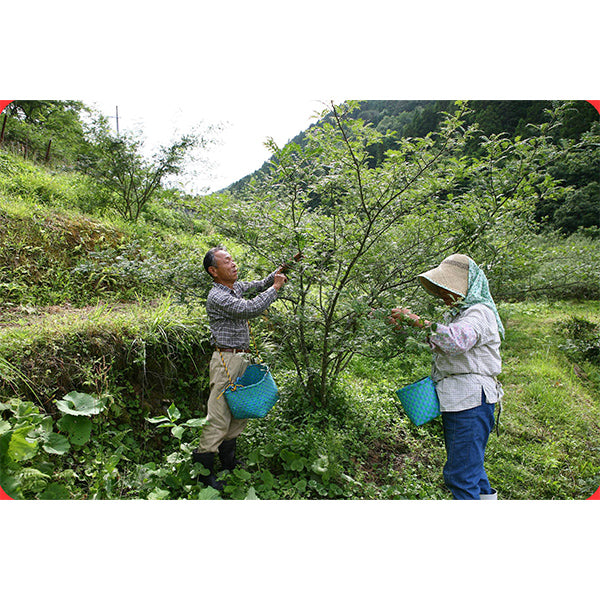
[{"xmin": 417, "ymin": 254, "xmax": 470, "ymax": 298}]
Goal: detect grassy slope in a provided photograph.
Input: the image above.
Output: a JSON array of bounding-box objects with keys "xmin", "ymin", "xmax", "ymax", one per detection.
[{"xmin": 487, "ymin": 301, "xmax": 600, "ymax": 499}]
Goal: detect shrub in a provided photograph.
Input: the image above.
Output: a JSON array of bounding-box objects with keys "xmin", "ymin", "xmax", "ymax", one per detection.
[
  {"xmin": 556, "ymin": 316, "xmax": 600, "ymax": 365},
  {"xmin": 490, "ymin": 233, "xmax": 600, "ymax": 301}
]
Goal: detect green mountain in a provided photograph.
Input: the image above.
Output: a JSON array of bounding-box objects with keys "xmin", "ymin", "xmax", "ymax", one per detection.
[{"xmin": 227, "ymin": 100, "xmax": 600, "ymax": 235}]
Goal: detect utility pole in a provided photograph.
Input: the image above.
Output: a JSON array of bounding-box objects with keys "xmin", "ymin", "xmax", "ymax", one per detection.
[{"xmin": 106, "ymin": 105, "xmax": 120, "ymax": 135}]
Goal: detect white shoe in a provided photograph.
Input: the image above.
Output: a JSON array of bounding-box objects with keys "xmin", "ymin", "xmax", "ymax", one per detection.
[{"xmin": 480, "ymin": 488, "xmax": 498, "ymax": 500}]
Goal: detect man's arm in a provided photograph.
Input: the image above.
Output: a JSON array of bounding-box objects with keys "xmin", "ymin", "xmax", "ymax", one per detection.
[
  {"xmin": 210, "ymin": 272, "xmax": 287, "ymax": 320},
  {"xmin": 236, "ymin": 270, "xmax": 277, "ymax": 296},
  {"xmin": 237, "ymin": 264, "xmax": 291, "ymax": 296},
  {"xmin": 209, "ymin": 286, "xmax": 278, "ymax": 320}
]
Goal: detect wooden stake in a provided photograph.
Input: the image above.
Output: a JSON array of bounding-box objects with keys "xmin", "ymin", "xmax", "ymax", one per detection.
[{"xmin": 0, "ymin": 113, "xmax": 6, "ymax": 145}]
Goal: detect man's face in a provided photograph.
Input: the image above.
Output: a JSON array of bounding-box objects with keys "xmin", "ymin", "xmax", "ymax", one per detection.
[{"xmin": 210, "ymin": 250, "xmax": 238, "ymax": 286}]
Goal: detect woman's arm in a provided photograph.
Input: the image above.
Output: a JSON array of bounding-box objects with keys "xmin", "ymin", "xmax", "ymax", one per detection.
[
  {"xmin": 390, "ymin": 307, "xmax": 477, "ymax": 354},
  {"xmin": 428, "ymin": 322, "xmax": 478, "ymax": 354}
]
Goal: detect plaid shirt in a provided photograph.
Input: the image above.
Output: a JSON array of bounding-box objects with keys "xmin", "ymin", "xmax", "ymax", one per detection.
[{"xmin": 206, "ymin": 271, "xmax": 277, "ymax": 349}]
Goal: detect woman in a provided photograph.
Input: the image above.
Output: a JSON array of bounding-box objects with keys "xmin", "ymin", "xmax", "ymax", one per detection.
[{"xmin": 392, "ymin": 254, "xmax": 504, "ymax": 500}]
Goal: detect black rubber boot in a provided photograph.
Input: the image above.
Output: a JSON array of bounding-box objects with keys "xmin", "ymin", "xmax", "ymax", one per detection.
[
  {"xmin": 218, "ymin": 437, "xmax": 243, "ymax": 471},
  {"xmin": 191, "ymin": 451, "xmax": 223, "ymax": 491}
]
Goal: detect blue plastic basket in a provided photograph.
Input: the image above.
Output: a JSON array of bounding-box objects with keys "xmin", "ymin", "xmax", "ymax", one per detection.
[
  {"xmin": 395, "ymin": 376, "xmax": 441, "ymax": 426},
  {"xmin": 224, "ymin": 364, "xmax": 279, "ymax": 419}
]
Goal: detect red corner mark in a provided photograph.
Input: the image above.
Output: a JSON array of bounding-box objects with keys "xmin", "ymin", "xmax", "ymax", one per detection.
[
  {"xmin": 0, "ymin": 100, "xmax": 13, "ymax": 114},
  {"xmin": 589, "ymin": 485, "xmax": 600, "ymax": 500},
  {"xmin": 587, "ymin": 100, "xmax": 600, "ymax": 115}
]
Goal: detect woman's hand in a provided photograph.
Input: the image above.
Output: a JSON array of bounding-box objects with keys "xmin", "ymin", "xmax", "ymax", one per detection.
[{"xmin": 390, "ymin": 307, "xmax": 431, "ymax": 329}]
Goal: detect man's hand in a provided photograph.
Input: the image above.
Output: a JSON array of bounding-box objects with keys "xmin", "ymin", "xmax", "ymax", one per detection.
[
  {"xmin": 273, "ymin": 268, "xmax": 288, "ymax": 291},
  {"xmin": 280, "ymin": 252, "xmax": 303, "ymax": 273}
]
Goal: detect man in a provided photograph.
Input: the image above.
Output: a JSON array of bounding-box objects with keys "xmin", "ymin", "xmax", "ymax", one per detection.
[{"xmin": 193, "ymin": 246, "xmax": 288, "ymax": 490}]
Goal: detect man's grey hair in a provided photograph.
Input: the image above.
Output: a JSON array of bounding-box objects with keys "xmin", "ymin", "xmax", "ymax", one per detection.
[{"xmin": 203, "ymin": 245, "xmax": 225, "ymax": 276}]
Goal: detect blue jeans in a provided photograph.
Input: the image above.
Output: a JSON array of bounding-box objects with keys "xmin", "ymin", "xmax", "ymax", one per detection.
[{"xmin": 441, "ymin": 390, "xmax": 496, "ymax": 500}]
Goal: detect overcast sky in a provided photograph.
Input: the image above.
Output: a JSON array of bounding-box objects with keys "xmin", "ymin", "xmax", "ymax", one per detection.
[{"xmin": 90, "ymin": 96, "xmax": 331, "ymax": 193}]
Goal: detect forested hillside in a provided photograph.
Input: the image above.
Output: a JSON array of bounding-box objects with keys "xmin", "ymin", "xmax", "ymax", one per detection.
[
  {"xmin": 229, "ymin": 100, "xmax": 600, "ymax": 236},
  {"xmin": 1, "ymin": 100, "xmax": 599, "ymax": 501}
]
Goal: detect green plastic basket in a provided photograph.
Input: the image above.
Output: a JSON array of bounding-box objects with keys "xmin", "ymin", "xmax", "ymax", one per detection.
[
  {"xmin": 395, "ymin": 376, "xmax": 441, "ymax": 426},
  {"xmin": 224, "ymin": 364, "xmax": 279, "ymax": 419}
]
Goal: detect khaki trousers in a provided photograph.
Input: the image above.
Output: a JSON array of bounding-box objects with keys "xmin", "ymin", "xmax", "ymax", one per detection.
[{"xmin": 196, "ymin": 351, "xmax": 250, "ymax": 453}]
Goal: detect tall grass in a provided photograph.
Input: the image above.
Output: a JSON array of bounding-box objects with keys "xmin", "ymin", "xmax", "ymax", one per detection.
[
  {"xmin": 486, "ymin": 301, "xmax": 600, "ymax": 499},
  {"xmin": 0, "ymin": 297, "xmax": 212, "ymax": 418}
]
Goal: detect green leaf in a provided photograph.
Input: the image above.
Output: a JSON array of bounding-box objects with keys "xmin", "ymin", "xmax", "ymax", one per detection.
[
  {"xmin": 0, "ymin": 472, "xmax": 21, "ymax": 499},
  {"xmin": 145, "ymin": 415, "xmax": 169, "ymax": 424},
  {"xmin": 191, "ymin": 463, "xmax": 210, "ymax": 477},
  {"xmin": 40, "ymin": 415, "xmax": 54, "ymax": 434},
  {"xmin": 148, "ymin": 488, "xmax": 170, "ymax": 500},
  {"xmin": 167, "ymin": 403, "xmax": 181, "ymax": 422},
  {"xmin": 341, "ymin": 473, "xmax": 361, "ymax": 486},
  {"xmin": 260, "ymin": 445, "xmax": 276, "ymax": 458},
  {"xmin": 39, "ymin": 482, "xmax": 71, "ymax": 500},
  {"xmin": 244, "ymin": 486, "xmax": 259, "ymax": 500},
  {"xmin": 261, "ymin": 469, "xmax": 275, "ymax": 489},
  {"xmin": 234, "ymin": 468, "xmax": 251, "ymax": 481},
  {"xmin": 290, "ymin": 457, "xmax": 306, "ymax": 471},
  {"xmin": 171, "ymin": 425, "xmax": 184, "ymax": 440},
  {"xmin": 281, "ymin": 449, "xmax": 306, "ymax": 471},
  {"xmin": 56, "ymin": 391, "xmax": 106, "ymax": 416},
  {"xmin": 246, "ymin": 449, "xmax": 260, "ymax": 466},
  {"xmin": 8, "ymin": 428, "xmax": 38, "ymax": 462},
  {"xmin": 184, "ymin": 417, "xmax": 207, "ymax": 428},
  {"xmin": 57, "ymin": 415, "xmax": 92, "ymax": 446},
  {"xmin": 0, "ymin": 432, "xmax": 11, "ymax": 466},
  {"xmin": 295, "ymin": 479, "xmax": 307, "ymax": 493},
  {"xmin": 42, "ymin": 432, "xmax": 71, "ymax": 455},
  {"xmin": 196, "ymin": 487, "xmax": 221, "ymax": 500},
  {"xmin": 166, "ymin": 452, "xmax": 180, "ymax": 464},
  {"xmin": 18, "ymin": 467, "xmax": 49, "ymax": 493},
  {"xmin": 311, "ymin": 454, "xmax": 329, "ymax": 474}
]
